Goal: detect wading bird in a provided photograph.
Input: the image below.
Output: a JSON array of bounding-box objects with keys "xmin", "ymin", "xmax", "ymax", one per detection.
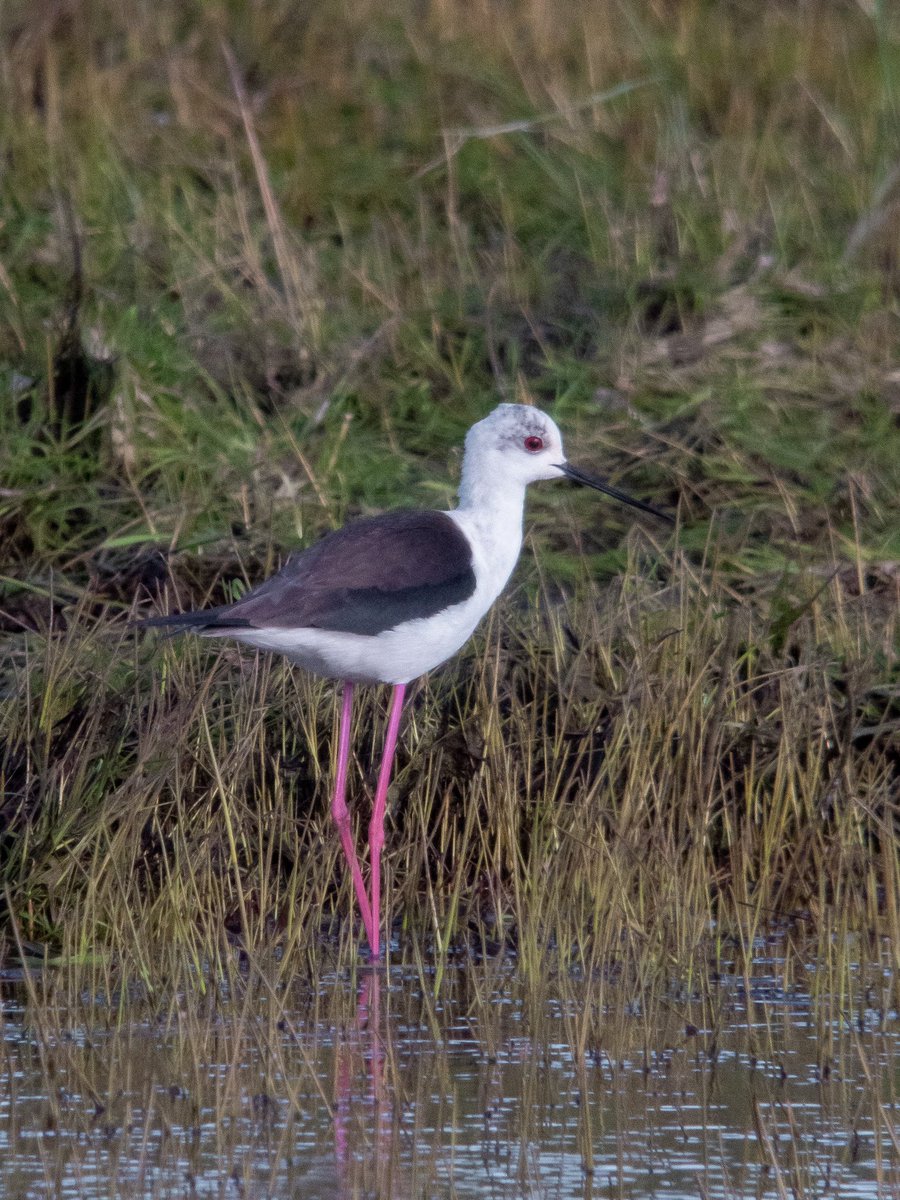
[{"xmin": 141, "ymin": 404, "xmax": 672, "ymax": 955}]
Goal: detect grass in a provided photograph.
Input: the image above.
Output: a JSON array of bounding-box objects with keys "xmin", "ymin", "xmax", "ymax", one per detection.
[{"xmin": 0, "ymin": 0, "xmax": 898, "ymax": 993}]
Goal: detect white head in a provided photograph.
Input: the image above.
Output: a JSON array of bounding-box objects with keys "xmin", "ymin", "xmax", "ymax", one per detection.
[
  {"xmin": 460, "ymin": 404, "xmax": 567, "ymax": 495},
  {"xmin": 458, "ymin": 403, "xmax": 673, "ymax": 522}
]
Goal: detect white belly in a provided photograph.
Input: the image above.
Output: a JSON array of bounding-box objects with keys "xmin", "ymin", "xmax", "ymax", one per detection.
[{"xmin": 209, "ymin": 598, "xmax": 485, "ymax": 684}]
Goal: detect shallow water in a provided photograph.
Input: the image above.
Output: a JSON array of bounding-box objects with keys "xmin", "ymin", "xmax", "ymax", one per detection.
[{"xmin": 1, "ymin": 949, "xmax": 897, "ymax": 1199}]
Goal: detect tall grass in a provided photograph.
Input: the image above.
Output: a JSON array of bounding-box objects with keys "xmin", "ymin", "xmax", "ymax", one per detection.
[{"xmin": 2, "ymin": 536, "xmax": 896, "ymax": 995}]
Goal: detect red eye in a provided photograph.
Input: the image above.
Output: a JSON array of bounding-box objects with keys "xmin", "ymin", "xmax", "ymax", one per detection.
[{"xmin": 524, "ymin": 435, "xmax": 544, "ymax": 452}]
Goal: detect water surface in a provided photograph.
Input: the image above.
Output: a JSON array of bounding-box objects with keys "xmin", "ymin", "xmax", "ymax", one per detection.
[{"xmin": 1, "ymin": 947, "xmax": 897, "ymax": 1198}]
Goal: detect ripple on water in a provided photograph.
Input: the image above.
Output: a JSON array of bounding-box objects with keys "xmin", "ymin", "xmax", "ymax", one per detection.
[{"xmin": 0, "ymin": 952, "xmax": 897, "ymax": 1199}]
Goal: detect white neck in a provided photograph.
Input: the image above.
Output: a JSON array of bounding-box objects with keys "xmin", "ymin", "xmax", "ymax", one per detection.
[
  {"xmin": 457, "ymin": 456, "xmax": 526, "ymax": 511},
  {"xmin": 457, "ymin": 454, "xmax": 527, "ymax": 536},
  {"xmin": 448, "ymin": 458, "xmax": 528, "ymax": 604}
]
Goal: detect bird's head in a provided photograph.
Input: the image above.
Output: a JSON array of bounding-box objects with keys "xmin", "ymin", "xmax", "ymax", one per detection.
[
  {"xmin": 464, "ymin": 404, "xmax": 566, "ymax": 487},
  {"xmin": 462, "ymin": 404, "xmax": 673, "ymax": 522}
]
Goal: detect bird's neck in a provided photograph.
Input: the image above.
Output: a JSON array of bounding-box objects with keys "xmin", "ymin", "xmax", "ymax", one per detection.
[
  {"xmin": 456, "ymin": 468, "xmax": 527, "ymax": 526},
  {"xmin": 452, "ymin": 471, "xmax": 528, "ymax": 589}
]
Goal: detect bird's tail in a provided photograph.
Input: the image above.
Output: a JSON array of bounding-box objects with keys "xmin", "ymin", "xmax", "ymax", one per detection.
[
  {"xmin": 138, "ymin": 609, "xmax": 212, "ymax": 628},
  {"xmin": 134, "ymin": 607, "xmax": 248, "ymax": 634},
  {"xmin": 134, "ymin": 609, "xmax": 219, "ymax": 634}
]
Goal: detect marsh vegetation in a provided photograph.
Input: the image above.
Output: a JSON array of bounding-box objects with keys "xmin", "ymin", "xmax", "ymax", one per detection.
[{"xmin": 0, "ymin": 0, "xmax": 898, "ymax": 1192}]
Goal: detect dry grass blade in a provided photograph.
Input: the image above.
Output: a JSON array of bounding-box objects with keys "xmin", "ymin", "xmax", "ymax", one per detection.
[{"xmin": 221, "ymin": 41, "xmax": 320, "ymax": 350}]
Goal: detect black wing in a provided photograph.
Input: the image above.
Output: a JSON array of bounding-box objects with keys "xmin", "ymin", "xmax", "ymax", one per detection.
[{"xmin": 140, "ymin": 509, "xmax": 476, "ymax": 637}]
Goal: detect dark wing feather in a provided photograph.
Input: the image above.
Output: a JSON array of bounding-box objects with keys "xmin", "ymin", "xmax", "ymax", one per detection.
[{"xmin": 141, "ymin": 510, "xmax": 476, "ymax": 638}]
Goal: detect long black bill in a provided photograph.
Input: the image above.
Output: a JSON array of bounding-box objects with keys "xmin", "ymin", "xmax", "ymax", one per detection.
[{"xmin": 558, "ymin": 463, "xmax": 675, "ymax": 523}]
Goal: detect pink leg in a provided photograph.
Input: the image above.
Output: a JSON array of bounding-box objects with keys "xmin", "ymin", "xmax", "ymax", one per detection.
[
  {"xmin": 331, "ymin": 683, "xmax": 375, "ymax": 947},
  {"xmin": 368, "ymin": 683, "xmax": 406, "ymax": 958}
]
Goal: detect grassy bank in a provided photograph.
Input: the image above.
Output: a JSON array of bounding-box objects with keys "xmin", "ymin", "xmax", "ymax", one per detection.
[{"xmin": 0, "ymin": 0, "xmax": 898, "ymax": 984}]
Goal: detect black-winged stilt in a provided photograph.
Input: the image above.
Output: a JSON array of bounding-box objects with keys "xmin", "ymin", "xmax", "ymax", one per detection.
[{"xmin": 141, "ymin": 404, "xmax": 673, "ymax": 955}]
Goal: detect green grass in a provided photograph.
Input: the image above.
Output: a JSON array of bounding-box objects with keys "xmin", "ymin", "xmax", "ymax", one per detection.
[{"xmin": 0, "ymin": 0, "xmax": 898, "ymax": 988}]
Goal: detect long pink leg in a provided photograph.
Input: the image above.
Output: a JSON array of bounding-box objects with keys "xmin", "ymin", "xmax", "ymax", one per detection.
[
  {"xmin": 368, "ymin": 683, "xmax": 406, "ymax": 957},
  {"xmin": 331, "ymin": 682, "xmax": 374, "ymax": 946}
]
